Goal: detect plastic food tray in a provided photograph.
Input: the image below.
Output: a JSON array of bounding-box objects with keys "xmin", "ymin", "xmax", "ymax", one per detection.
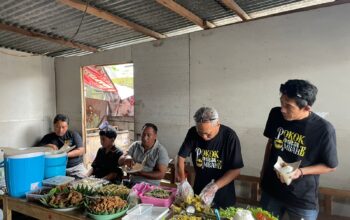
[
  {"xmin": 42, "ymin": 176, "xmax": 75, "ymax": 187},
  {"xmin": 25, "ymin": 186, "xmax": 52, "ymax": 202},
  {"xmin": 139, "ymin": 186, "xmax": 176, "ymax": 207},
  {"xmin": 122, "ymin": 204, "xmax": 169, "ymax": 220},
  {"xmin": 70, "ymin": 177, "xmax": 108, "ymax": 189}
]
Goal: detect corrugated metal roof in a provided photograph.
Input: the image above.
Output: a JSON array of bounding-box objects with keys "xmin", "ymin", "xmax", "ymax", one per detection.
[
  {"xmin": 0, "ymin": 30, "xmax": 70, "ymax": 55},
  {"xmin": 89, "ymin": 0, "xmax": 194, "ymax": 33},
  {"xmin": 235, "ymin": 0, "xmax": 302, "ymax": 13},
  {"xmin": 0, "ymin": 0, "xmax": 343, "ymax": 57},
  {"xmin": 175, "ymin": 0, "xmax": 236, "ymax": 21}
]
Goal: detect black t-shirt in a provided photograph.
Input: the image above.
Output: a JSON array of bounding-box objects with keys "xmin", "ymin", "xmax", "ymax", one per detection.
[
  {"xmin": 262, "ymin": 107, "xmax": 338, "ymax": 210},
  {"xmin": 38, "ymin": 130, "xmax": 84, "ymax": 168},
  {"xmin": 178, "ymin": 125, "xmax": 244, "ymax": 208},
  {"xmin": 91, "ymin": 146, "xmax": 123, "ymax": 181}
]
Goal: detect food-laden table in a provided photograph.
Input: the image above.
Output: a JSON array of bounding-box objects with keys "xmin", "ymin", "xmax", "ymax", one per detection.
[{"xmin": 1, "ymin": 195, "xmax": 90, "ymax": 220}]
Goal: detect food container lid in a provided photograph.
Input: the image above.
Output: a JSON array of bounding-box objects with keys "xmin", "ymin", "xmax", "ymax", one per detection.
[
  {"xmin": 126, "ymin": 204, "xmax": 153, "ymax": 216},
  {"xmin": 122, "ymin": 206, "xmax": 169, "ymax": 220},
  {"xmin": 42, "ymin": 176, "xmax": 75, "ymax": 186}
]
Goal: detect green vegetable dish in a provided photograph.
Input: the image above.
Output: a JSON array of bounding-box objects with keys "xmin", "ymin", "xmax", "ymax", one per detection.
[{"xmin": 144, "ymin": 188, "xmax": 171, "ymax": 199}]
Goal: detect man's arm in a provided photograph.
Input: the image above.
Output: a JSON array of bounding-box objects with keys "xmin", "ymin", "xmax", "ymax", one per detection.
[
  {"xmin": 291, "ymin": 164, "xmax": 336, "ymax": 180},
  {"xmin": 103, "ymin": 172, "xmax": 119, "ymax": 181},
  {"xmin": 68, "ymin": 131, "xmax": 85, "ymax": 158},
  {"xmin": 261, "ymin": 139, "xmax": 273, "ymax": 178},
  {"xmin": 136, "ymin": 164, "xmax": 168, "ymax": 180},
  {"xmin": 67, "ymin": 147, "xmax": 85, "ymax": 158},
  {"xmin": 38, "ymin": 134, "xmax": 58, "ymax": 150},
  {"xmin": 44, "ymin": 144, "xmax": 58, "ymax": 150},
  {"xmin": 215, "ymin": 168, "xmax": 241, "ymax": 189},
  {"xmin": 177, "ymin": 156, "xmax": 186, "ymax": 182}
]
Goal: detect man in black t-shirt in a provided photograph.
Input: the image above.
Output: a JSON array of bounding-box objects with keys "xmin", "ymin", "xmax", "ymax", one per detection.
[
  {"xmin": 260, "ymin": 80, "xmax": 338, "ymax": 220},
  {"xmin": 38, "ymin": 114, "xmax": 87, "ymax": 179},
  {"xmin": 87, "ymin": 125, "xmax": 123, "ymax": 182},
  {"xmin": 177, "ymin": 107, "xmax": 244, "ymax": 208}
]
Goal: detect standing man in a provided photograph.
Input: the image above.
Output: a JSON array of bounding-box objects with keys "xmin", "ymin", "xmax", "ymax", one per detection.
[
  {"xmin": 260, "ymin": 79, "xmax": 338, "ymax": 220},
  {"xmin": 177, "ymin": 107, "xmax": 244, "ymax": 208},
  {"xmin": 39, "ymin": 114, "xmax": 87, "ymax": 179},
  {"xmin": 119, "ymin": 123, "xmax": 169, "ymax": 185}
]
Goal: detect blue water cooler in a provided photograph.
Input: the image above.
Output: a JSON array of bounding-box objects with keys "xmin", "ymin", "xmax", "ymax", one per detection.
[
  {"xmin": 4, "ymin": 152, "xmax": 45, "ymax": 197},
  {"xmin": 44, "ymin": 152, "xmax": 67, "ymax": 178}
]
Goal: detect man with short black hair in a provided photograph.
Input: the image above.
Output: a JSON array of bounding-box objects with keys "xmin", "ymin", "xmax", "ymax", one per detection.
[
  {"xmin": 39, "ymin": 114, "xmax": 86, "ymax": 179},
  {"xmin": 87, "ymin": 125, "xmax": 123, "ymax": 182},
  {"xmin": 118, "ymin": 123, "xmax": 169, "ymax": 185},
  {"xmin": 260, "ymin": 79, "xmax": 338, "ymax": 220},
  {"xmin": 177, "ymin": 107, "xmax": 244, "ymax": 208}
]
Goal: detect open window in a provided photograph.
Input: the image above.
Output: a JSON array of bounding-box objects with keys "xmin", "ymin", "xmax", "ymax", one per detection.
[{"xmin": 82, "ymin": 63, "xmax": 134, "ymax": 169}]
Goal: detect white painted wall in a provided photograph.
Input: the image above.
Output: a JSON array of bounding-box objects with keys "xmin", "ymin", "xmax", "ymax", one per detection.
[
  {"xmin": 55, "ymin": 4, "xmax": 350, "ymax": 193},
  {"xmin": 189, "ymin": 5, "xmax": 350, "ymax": 190},
  {"xmin": 0, "ymin": 49, "xmax": 55, "ymax": 147},
  {"xmin": 132, "ymin": 37, "xmax": 190, "ymax": 157}
]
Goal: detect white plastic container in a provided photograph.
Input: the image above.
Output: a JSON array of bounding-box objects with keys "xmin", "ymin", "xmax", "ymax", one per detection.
[
  {"xmin": 25, "ymin": 186, "xmax": 52, "ymax": 202},
  {"xmin": 122, "ymin": 204, "xmax": 169, "ymax": 220}
]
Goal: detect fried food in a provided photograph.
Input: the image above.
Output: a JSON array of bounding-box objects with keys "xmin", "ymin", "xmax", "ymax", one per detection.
[
  {"xmin": 97, "ymin": 184, "xmax": 130, "ymax": 197},
  {"xmin": 87, "ymin": 196, "xmax": 127, "ymax": 214}
]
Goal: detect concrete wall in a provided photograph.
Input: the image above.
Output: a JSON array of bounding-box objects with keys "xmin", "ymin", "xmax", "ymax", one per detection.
[
  {"xmin": 55, "ymin": 4, "xmax": 350, "ymax": 191},
  {"xmin": 189, "ymin": 5, "xmax": 350, "ymax": 190},
  {"xmin": 0, "ymin": 49, "xmax": 55, "ymax": 147}
]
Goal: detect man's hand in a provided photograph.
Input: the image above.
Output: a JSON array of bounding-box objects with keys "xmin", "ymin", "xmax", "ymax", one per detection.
[
  {"xmin": 199, "ymin": 181, "xmax": 219, "ymax": 206},
  {"xmin": 124, "ymin": 155, "xmax": 135, "ymax": 168},
  {"xmin": 177, "ymin": 156, "xmax": 186, "ymax": 183},
  {"xmin": 275, "ymin": 168, "xmax": 303, "ymax": 184},
  {"xmin": 290, "ymin": 168, "xmax": 303, "ymax": 180},
  {"xmin": 46, "ymin": 144, "xmax": 58, "ymax": 151}
]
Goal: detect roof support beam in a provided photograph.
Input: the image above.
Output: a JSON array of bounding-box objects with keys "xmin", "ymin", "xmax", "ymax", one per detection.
[
  {"xmin": 58, "ymin": 0, "xmax": 166, "ymax": 39},
  {"xmin": 156, "ymin": 0, "xmax": 215, "ymax": 29},
  {"xmin": 221, "ymin": 0, "xmax": 251, "ymax": 21},
  {"xmin": 0, "ymin": 23, "xmax": 98, "ymax": 52}
]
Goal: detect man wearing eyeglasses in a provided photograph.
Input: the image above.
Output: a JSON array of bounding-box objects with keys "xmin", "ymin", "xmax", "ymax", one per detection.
[
  {"xmin": 260, "ymin": 79, "xmax": 338, "ymax": 220},
  {"xmin": 177, "ymin": 107, "xmax": 244, "ymax": 208}
]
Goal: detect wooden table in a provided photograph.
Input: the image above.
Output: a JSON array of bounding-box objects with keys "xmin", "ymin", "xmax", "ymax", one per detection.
[{"xmin": 1, "ymin": 195, "xmax": 90, "ymax": 220}]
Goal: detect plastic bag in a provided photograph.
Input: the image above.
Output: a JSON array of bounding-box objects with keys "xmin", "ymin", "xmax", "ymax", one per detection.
[
  {"xmin": 199, "ymin": 179, "xmax": 218, "ymax": 206},
  {"xmin": 127, "ymin": 190, "xmax": 139, "ymax": 208},
  {"xmin": 176, "ymin": 179, "xmax": 194, "ymax": 204},
  {"xmin": 274, "ymin": 156, "xmax": 301, "ymax": 185}
]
